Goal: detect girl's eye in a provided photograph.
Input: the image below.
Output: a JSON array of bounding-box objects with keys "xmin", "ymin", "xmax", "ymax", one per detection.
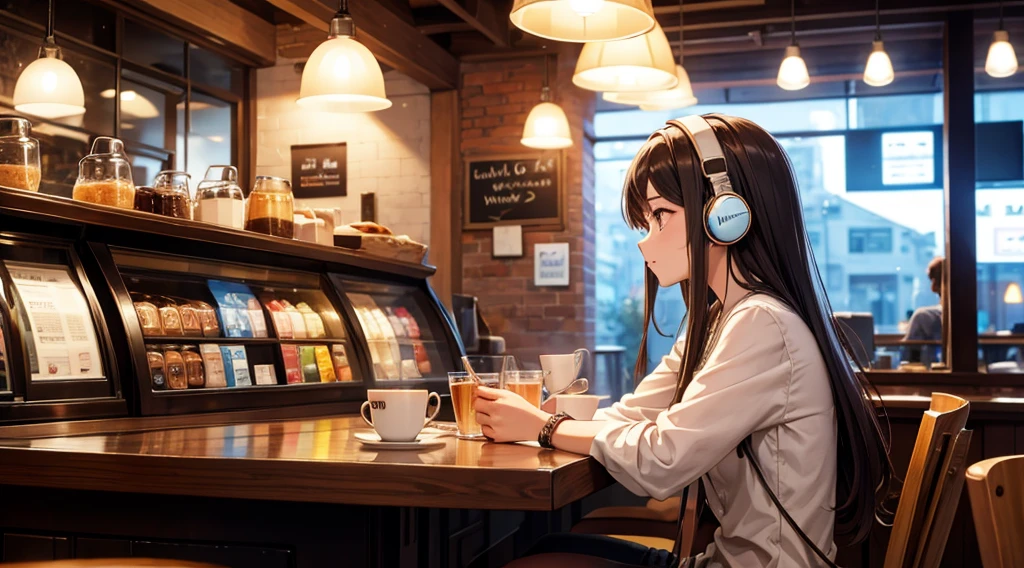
[{"xmin": 652, "ymin": 208, "xmax": 670, "ymax": 229}]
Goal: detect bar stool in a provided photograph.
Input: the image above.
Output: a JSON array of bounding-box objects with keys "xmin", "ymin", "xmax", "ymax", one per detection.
[
  {"xmin": 966, "ymin": 454, "xmax": 1024, "ymax": 567},
  {"xmin": 2, "ymin": 560, "xmax": 227, "ymax": 567}
]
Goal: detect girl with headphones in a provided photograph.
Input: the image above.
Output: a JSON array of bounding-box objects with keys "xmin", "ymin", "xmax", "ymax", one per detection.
[{"xmin": 474, "ymin": 114, "xmax": 892, "ymax": 567}]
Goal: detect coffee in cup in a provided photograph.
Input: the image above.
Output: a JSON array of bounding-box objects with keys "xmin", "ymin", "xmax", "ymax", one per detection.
[{"xmin": 360, "ymin": 389, "xmax": 441, "ymax": 442}]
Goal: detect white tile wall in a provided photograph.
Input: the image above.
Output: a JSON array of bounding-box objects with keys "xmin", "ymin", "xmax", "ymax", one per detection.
[{"xmin": 255, "ymin": 58, "xmax": 432, "ymax": 244}]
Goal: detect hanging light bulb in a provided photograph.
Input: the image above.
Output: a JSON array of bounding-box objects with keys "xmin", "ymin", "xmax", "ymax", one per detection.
[
  {"xmin": 573, "ymin": 22, "xmax": 677, "ymax": 93},
  {"xmin": 13, "ymin": 0, "xmax": 85, "ymax": 119},
  {"xmin": 863, "ymin": 0, "xmax": 894, "ymax": 87},
  {"xmin": 603, "ymin": 0, "xmax": 697, "ymax": 111},
  {"xmin": 986, "ymin": 1, "xmax": 1018, "ymax": 78},
  {"xmin": 1005, "ymin": 282, "xmax": 1024, "ymax": 304},
  {"xmin": 522, "ymin": 56, "xmax": 572, "ymax": 149},
  {"xmin": 776, "ymin": 0, "xmax": 809, "ymax": 91},
  {"xmin": 510, "ymin": 0, "xmax": 656, "ymax": 43},
  {"xmin": 297, "ymin": 0, "xmax": 391, "ymax": 112}
]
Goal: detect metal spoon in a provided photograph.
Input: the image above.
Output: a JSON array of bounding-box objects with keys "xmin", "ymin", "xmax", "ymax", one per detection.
[{"xmin": 545, "ymin": 377, "xmax": 589, "ymax": 399}]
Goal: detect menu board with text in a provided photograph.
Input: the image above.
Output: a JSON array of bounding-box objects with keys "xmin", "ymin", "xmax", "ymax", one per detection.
[{"xmin": 6, "ymin": 262, "xmax": 104, "ymax": 380}]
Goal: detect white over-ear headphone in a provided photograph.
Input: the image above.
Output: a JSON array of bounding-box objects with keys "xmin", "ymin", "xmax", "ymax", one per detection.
[{"xmin": 666, "ymin": 115, "xmax": 751, "ymax": 246}]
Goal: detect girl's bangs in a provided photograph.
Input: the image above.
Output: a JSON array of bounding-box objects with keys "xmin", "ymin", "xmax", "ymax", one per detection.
[{"xmin": 622, "ymin": 138, "xmax": 655, "ymax": 231}]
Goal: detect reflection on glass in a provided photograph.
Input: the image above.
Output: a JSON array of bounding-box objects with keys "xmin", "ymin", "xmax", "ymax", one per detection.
[
  {"xmin": 187, "ymin": 92, "xmax": 233, "ymax": 190},
  {"xmin": 117, "ymin": 73, "xmax": 184, "ymax": 152},
  {"xmin": 123, "ymin": 19, "xmax": 185, "ymax": 75},
  {"xmin": 190, "ymin": 46, "xmax": 244, "ymax": 95},
  {"xmin": 1, "ymin": 0, "xmax": 116, "ymax": 52}
]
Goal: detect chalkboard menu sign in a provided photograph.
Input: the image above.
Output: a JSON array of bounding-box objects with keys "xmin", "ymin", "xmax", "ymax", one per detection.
[
  {"xmin": 290, "ymin": 143, "xmax": 347, "ymax": 199},
  {"xmin": 464, "ymin": 153, "xmax": 563, "ymax": 229}
]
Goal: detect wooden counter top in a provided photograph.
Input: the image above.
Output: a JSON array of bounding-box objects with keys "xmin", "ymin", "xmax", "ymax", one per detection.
[{"xmin": 0, "ymin": 415, "xmax": 612, "ymax": 512}]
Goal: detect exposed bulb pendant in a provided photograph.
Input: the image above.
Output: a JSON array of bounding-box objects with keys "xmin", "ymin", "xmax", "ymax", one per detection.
[
  {"xmin": 510, "ymin": 0, "xmax": 656, "ymax": 43},
  {"xmin": 986, "ymin": 2, "xmax": 1018, "ymax": 78},
  {"xmin": 776, "ymin": 0, "xmax": 809, "ymax": 91},
  {"xmin": 573, "ymin": 22, "xmax": 678, "ymax": 93},
  {"xmin": 863, "ymin": 0, "xmax": 894, "ymax": 87},
  {"xmin": 297, "ymin": 0, "xmax": 391, "ymax": 113},
  {"xmin": 13, "ymin": 0, "xmax": 85, "ymax": 119},
  {"xmin": 522, "ymin": 57, "xmax": 572, "ymax": 149}
]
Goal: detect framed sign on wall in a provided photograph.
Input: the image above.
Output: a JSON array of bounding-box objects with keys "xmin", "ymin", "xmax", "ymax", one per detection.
[
  {"xmin": 463, "ymin": 152, "xmax": 564, "ymax": 230},
  {"xmin": 290, "ymin": 143, "xmax": 347, "ymax": 199}
]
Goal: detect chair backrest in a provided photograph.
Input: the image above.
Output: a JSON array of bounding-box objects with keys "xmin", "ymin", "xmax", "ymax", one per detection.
[
  {"xmin": 884, "ymin": 392, "xmax": 972, "ymax": 568},
  {"xmin": 966, "ymin": 455, "xmax": 1024, "ymax": 568}
]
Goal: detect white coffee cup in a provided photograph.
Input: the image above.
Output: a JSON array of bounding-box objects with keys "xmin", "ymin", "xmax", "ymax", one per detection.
[
  {"xmin": 540, "ymin": 348, "xmax": 589, "ymax": 393},
  {"xmin": 360, "ymin": 389, "xmax": 441, "ymax": 442},
  {"xmin": 552, "ymin": 394, "xmax": 601, "ymax": 420}
]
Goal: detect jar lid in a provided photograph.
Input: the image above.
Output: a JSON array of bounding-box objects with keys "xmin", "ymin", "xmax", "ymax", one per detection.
[
  {"xmin": 0, "ymin": 116, "xmax": 32, "ymax": 138},
  {"xmin": 79, "ymin": 136, "xmax": 132, "ymax": 171},
  {"xmin": 253, "ymin": 175, "xmax": 292, "ymax": 193},
  {"xmin": 196, "ymin": 165, "xmax": 243, "ymax": 198},
  {"xmin": 153, "ymin": 170, "xmax": 191, "ymax": 193}
]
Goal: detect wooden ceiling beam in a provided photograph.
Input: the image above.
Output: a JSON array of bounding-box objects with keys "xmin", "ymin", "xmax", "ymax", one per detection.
[
  {"xmin": 265, "ymin": 0, "xmax": 459, "ymax": 90},
  {"xmin": 433, "ymin": 0, "xmax": 510, "ymax": 46},
  {"xmin": 418, "ymin": 21, "xmax": 476, "ymax": 35}
]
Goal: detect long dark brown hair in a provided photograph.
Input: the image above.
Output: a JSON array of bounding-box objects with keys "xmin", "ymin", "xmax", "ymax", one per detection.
[{"xmin": 622, "ymin": 114, "xmax": 891, "ymax": 546}]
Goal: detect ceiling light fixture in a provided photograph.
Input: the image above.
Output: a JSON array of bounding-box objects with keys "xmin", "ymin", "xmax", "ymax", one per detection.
[
  {"xmin": 776, "ymin": 0, "xmax": 810, "ymax": 91},
  {"xmin": 522, "ymin": 55, "xmax": 573, "ymax": 149},
  {"xmin": 510, "ymin": 0, "xmax": 656, "ymax": 43},
  {"xmin": 573, "ymin": 22, "xmax": 678, "ymax": 93},
  {"xmin": 863, "ymin": 0, "xmax": 895, "ymax": 86},
  {"xmin": 603, "ymin": 0, "xmax": 697, "ymax": 110},
  {"xmin": 986, "ymin": 0, "xmax": 1019, "ymax": 78},
  {"xmin": 297, "ymin": 0, "xmax": 391, "ymax": 113},
  {"xmin": 13, "ymin": 0, "xmax": 85, "ymax": 119}
]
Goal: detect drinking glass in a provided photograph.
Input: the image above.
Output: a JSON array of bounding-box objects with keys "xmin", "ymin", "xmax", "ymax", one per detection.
[
  {"xmin": 504, "ymin": 370, "xmax": 544, "ymax": 408},
  {"xmin": 448, "ymin": 371, "xmax": 498, "ymax": 439}
]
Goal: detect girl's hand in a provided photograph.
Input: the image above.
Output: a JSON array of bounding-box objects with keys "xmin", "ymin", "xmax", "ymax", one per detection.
[{"xmin": 474, "ymin": 386, "xmax": 550, "ymax": 443}]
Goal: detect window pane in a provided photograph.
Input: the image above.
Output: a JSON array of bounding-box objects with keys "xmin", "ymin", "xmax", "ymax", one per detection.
[
  {"xmin": 187, "ymin": 92, "xmax": 233, "ymax": 193},
  {"xmin": 848, "ymin": 93, "xmax": 943, "ymax": 129},
  {"xmin": 1, "ymin": 0, "xmax": 116, "ymax": 52},
  {"xmin": 190, "ymin": 46, "xmax": 244, "ymax": 95},
  {"xmin": 119, "ymin": 70, "xmax": 184, "ymax": 154},
  {"xmin": 123, "ymin": 19, "xmax": 184, "ymax": 76}
]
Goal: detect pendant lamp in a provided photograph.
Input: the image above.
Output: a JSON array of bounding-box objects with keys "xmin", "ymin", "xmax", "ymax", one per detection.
[
  {"xmin": 522, "ymin": 56, "xmax": 573, "ymax": 149},
  {"xmin": 573, "ymin": 22, "xmax": 678, "ymax": 93},
  {"xmin": 1006, "ymin": 282, "xmax": 1023, "ymax": 304},
  {"xmin": 602, "ymin": 0, "xmax": 697, "ymax": 110},
  {"xmin": 510, "ymin": 0, "xmax": 656, "ymax": 43},
  {"xmin": 776, "ymin": 0, "xmax": 810, "ymax": 91},
  {"xmin": 863, "ymin": 0, "xmax": 895, "ymax": 86},
  {"xmin": 13, "ymin": 0, "xmax": 85, "ymax": 119},
  {"xmin": 986, "ymin": 1, "xmax": 1019, "ymax": 78},
  {"xmin": 297, "ymin": 0, "xmax": 391, "ymax": 113}
]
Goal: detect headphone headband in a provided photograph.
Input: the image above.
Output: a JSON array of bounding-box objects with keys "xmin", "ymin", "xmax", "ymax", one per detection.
[{"xmin": 667, "ymin": 115, "xmax": 733, "ymax": 197}]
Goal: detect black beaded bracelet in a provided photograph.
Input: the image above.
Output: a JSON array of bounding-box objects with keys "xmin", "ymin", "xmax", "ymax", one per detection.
[{"xmin": 538, "ymin": 412, "xmax": 573, "ymax": 449}]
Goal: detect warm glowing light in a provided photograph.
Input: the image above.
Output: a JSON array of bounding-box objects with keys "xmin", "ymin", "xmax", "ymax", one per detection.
[
  {"xmin": 986, "ymin": 30, "xmax": 1019, "ymax": 79},
  {"xmin": 777, "ymin": 45, "xmax": 810, "ymax": 91},
  {"xmin": 1005, "ymin": 282, "xmax": 1023, "ymax": 304},
  {"xmin": 863, "ymin": 40, "xmax": 895, "ymax": 87},
  {"xmin": 13, "ymin": 47, "xmax": 85, "ymax": 119},
  {"xmin": 522, "ymin": 101, "xmax": 572, "ymax": 149},
  {"xmin": 568, "ymin": 0, "xmax": 605, "ymax": 17},
  {"xmin": 603, "ymin": 65, "xmax": 697, "ymax": 110},
  {"xmin": 297, "ymin": 15, "xmax": 391, "ymax": 113},
  {"xmin": 509, "ymin": 0, "xmax": 655, "ymax": 43},
  {"xmin": 573, "ymin": 22, "xmax": 677, "ymax": 93}
]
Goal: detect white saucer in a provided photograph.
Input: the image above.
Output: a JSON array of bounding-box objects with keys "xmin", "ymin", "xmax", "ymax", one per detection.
[{"xmin": 354, "ymin": 431, "xmax": 447, "ymax": 450}]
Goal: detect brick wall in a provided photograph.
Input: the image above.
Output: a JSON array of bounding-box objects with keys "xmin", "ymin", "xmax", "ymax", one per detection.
[
  {"xmin": 255, "ymin": 57, "xmax": 432, "ymax": 245},
  {"xmin": 460, "ymin": 46, "xmax": 597, "ymax": 368}
]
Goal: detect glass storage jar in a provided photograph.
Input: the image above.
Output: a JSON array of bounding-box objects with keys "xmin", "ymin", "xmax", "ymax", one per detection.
[
  {"xmin": 195, "ymin": 165, "xmax": 245, "ymax": 229},
  {"xmin": 0, "ymin": 116, "xmax": 40, "ymax": 192},
  {"xmin": 245, "ymin": 176, "xmax": 294, "ymax": 238},
  {"xmin": 133, "ymin": 186, "xmax": 156, "ymax": 213},
  {"xmin": 73, "ymin": 136, "xmax": 135, "ymax": 209},
  {"xmin": 151, "ymin": 170, "xmax": 192, "ymax": 219}
]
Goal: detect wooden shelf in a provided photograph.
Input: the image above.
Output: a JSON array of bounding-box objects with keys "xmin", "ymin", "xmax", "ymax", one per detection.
[{"xmin": 141, "ymin": 337, "xmax": 348, "ymax": 344}]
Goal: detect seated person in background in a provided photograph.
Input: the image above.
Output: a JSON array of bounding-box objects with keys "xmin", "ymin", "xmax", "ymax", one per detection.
[{"xmin": 903, "ymin": 257, "xmax": 943, "ymax": 363}]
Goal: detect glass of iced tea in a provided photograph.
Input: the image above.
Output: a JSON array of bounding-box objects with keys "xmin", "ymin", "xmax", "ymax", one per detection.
[
  {"xmin": 504, "ymin": 370, "xmax": 544, "ymax": 408},
  {"xmin": 448, "ymin": 371, "xmax": 498, "ymax": 439}
]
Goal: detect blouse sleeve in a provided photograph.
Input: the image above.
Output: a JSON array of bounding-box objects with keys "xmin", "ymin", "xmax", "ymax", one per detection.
[
  {"xmin": 589, "ymin": 305, "xmax": 793, "ymax": 501},
  {"xmin": 591, "ymin": 341, "xmax": 685, "ymax": 423}
]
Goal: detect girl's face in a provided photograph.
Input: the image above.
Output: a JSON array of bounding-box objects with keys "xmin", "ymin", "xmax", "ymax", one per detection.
[{"xmin": 638, "ymin": 181, "xmax": 689, "ymax": 287}]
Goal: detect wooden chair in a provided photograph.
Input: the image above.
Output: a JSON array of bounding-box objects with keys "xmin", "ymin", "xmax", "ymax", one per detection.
[
  {"xmin": 966, "ymin": 455, "xmax": 1024, "ymax": 567},
  {"xmin": 883, "ymin": 392, "xmax": 972, "ymax": 568},
  {"xmin": 2, "ymin": 560, "xmax": 227, "ymax": 567}
]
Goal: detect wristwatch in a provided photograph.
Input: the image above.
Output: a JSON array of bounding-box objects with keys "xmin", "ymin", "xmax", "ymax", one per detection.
[{"xmin": 538, "ymin": 412, "xmax": 573, "ymax": 449}]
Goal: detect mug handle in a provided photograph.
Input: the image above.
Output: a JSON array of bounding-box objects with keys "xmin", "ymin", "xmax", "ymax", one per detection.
[
  {"xmin": 424, "ymin": 392, "xmax": 442, "ymax": 425},
  {"xmin": 360, "ymin": 400, "xmax": 374, "ymax": 427},
  {"xmin": 573, "ymin": 348, "xmax": 590, "ymax": 378}
]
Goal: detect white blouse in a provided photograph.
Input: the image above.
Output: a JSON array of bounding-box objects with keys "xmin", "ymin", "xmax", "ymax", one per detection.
[{"xmin": 590, "ymin": 294, "xmax": 838, "ymax": 567}]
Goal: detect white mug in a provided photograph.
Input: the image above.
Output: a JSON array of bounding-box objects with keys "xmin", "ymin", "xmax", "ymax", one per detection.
[
  {"xmin": 540, "ymin": 348, "xmax": 589, "ymax": 393},
  {"xmin": 552, "ymin": 394, "xmax": 601, "ymax": 420},
  {"xmin": 360, "ymin": 389, "xmax": 441, "ymax": 442}
]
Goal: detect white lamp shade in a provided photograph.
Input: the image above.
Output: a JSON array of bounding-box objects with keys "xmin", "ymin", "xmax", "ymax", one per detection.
[
  {"xmin": 603, "ymin": 65, "xmax": 698, "ymax": 110},
  {"xmin": 510, "ymin": 0, "xmax": 655, "ymax": 43},
  {"xmin": 13, "ymin": 54, "xmax": 85, "ymax": 119},
  {"xmin": 777, "ymin": 45, "xmax": 810, "ymax": 91},
  {"xmin": 573, "ymin": 23, "xmax": 678, "ymax": 93},
  {"xmin": 521, "ymin": 101, "xmax": 573, "ymax": 149},
  {"xmin": 1005, "ymin": 282, "xmax": 1023, "ymax": 304},
  {"xmin": 297, "ymin": 35, "xmax": 391, "ymax": 113},
  {"xmin": 863, "ymin": 40, "xmax": 895, "ymax": 87},
  {"xmin": 986, "ymin": 30, "xmax": 1019, "ymax": 79}
]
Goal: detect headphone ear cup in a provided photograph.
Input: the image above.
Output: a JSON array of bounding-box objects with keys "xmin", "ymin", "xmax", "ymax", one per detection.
[{"xmin": 704, "ymin": 193, "xmax": 751, "ymax": 245}]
